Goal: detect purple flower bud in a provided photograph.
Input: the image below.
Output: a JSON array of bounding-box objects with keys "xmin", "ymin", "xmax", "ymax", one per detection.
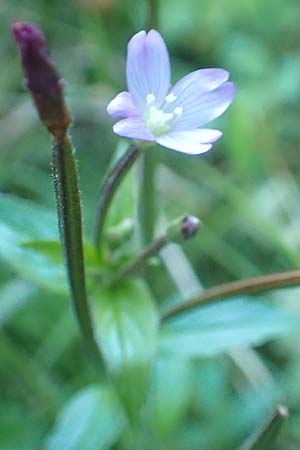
[
  {"xmin": 166, "ymin": 215, "xmax": 201, "ymax": 243},
  {"xmin": 12, "ymin": 21, "xmax": 71, "ymax": 140},
  {"xmin": 181, "ymin": 215, "xmax": 201, "ymax": 239}
]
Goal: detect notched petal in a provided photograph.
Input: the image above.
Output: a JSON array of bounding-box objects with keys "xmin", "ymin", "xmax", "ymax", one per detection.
[
  {"xmin": 126, "ymin": 29, "xmax": 170, "ymax": 113},
  {"xmin": 172, "ymin": 68, "xmax": 230, "ymax": 101},
  {"xmin": 174, "ymin": 81, "xmax": 235, "ymax": 131}
]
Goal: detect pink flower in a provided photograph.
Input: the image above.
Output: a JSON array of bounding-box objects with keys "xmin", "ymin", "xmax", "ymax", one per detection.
[{"xmin": 107, "ymin": 30, "xmax": 235, "ymax": 155}]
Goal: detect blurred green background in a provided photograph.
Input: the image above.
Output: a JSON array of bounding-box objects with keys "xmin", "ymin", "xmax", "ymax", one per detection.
[{"xmin": 1, "ymin": 0, "xmax": 300, "ymax": 449}]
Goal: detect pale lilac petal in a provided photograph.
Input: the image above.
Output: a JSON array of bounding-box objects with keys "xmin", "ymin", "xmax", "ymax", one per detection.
[
  {"xmin": 189, "ymin": 128, "xmax": 223, "ymax": 143},
  {"xmin": 173, "ymin": 82, "xmax": 235, "ymax": 131},
  {"xmin": 107, "ymin": 91, "xmax": 138, "ymax": 119},
  {"xmin": 126, "ymin": 30, "xmax": 170, "ymax": 113},
  {"xmin": 113, "ymin": 116, "xmax": 155, "ymax": 141},
  {"xmin": 171, "ymin": 69, "xmax": 229, "ymax": 107},
  {"xmin": 157, "ymin": 129, "xmax": 223, "ymax": 154}
]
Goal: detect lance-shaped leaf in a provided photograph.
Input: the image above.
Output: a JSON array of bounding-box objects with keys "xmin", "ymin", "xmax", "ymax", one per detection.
[
  {"xmin": 45, "ymin": 385, "xmax": 125, "ymax": 450},
  {"xmin": 93, "ymin": 280, "xmax": 158, "ymax": 422},
  {"xmin": 0, "ymin": 194, "xmax": 66, "ymax": 293},
  {"xmin": 148, "ymin": 356, "xmax": 193, "ymax": 435},
  {"xmin": 160, "ymin": 298, "xmax": 298, "ymax": 358}
]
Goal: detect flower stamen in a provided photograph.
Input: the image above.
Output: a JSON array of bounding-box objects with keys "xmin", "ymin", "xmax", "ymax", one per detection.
[
  {"xmin": 165, "ymin": 92, "xmax": 177, "ymax": 103},
  {"xmin": 174, "ymin": 106, "xmax": 183, "ymax": 117},
  {"xmin": 146, "ymin": 93, "xmax": 156, "ymax": 106},
  {"xmin": 144, "ymin": 93, "xmax": 184, "ymax": 137}
]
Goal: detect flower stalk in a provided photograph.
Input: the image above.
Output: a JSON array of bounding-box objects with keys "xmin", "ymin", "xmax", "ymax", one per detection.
[
  {"xmin": 111, "ymin": 215, "xmax": 201, "ymax": 285},
  {"xmin": 161, "ymin": 269, "xmax": 300, "ymax": 321},
  {"xmin": 147, "ymin": 0, "xmax": 159, "ymax": 29},
  {"xmin": 93, "ymin": 142, "xmax": 141, "ymax": 249},
  {"xmin": 111, "ymin": 236, "xmax": 167, "ymax": 285},
  {"xmin": 138, "ymin": 147, "xmax": 157, "ymax": 245}
]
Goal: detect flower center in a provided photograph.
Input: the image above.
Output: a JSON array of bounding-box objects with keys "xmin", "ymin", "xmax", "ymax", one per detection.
[{"xmin": 144, "ymin": 93, "xmax": 183, "ymax": 137}]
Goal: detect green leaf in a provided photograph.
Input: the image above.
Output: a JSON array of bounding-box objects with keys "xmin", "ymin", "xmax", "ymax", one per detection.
[
  {"xmin": 0, "ymin": 402, "xmax": 45, "ymax": 450},
  {"xmin": 93, "ymin": 279, "xmax": 158, "ymax": 422},
  {"xmin": 160, "ymin": 298, "xmax": 297, "ymax": 358},
  {"xmin": 0, "ymin": 194, "xmax": 66, "ymax": 293},
  {"xmin": 0, "ymin": 280, "xmax": 36, "ymax": 326},
  {"xmin": 34, "ymin": 307, "xmax": 77, "ymax": 368},
  {"xmin": 21, "ymin": 240, "xmax": 63, "ymax": 264},
  {"xmin": 45, "ymin": 385, "xmax": 125, "ymax": 450},
  {"xmin": 21, "ymin": 239, "xmax": 103, "ymax": 269},
  {"xmin": 0, "ymin": 194, "xmax": 57, "ymax": 238},
  {"xmin": 148, "ymin": 356, "xmax": 193, "ymax": 435}
]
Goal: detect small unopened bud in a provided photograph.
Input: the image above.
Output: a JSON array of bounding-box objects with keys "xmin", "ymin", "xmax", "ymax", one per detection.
[
  {"xmin": 181, "ymin": 216, "xmax": 201, "ymax": 239},
  {"xmin": 12, "ymin": 21, "xmax": 71, "ymax": 140},
  {"xmin": 106, "ymin": 218, "xmax": 134, "ymax": 249},
  {"xmin": 166, "ymin": 215, "xmax": 201, "ymax": 244}
]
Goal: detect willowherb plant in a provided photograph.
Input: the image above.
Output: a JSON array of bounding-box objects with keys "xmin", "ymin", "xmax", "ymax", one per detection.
[{"xmin": 12, "ymin": 19, "xmax": 292, "ymax": 450}]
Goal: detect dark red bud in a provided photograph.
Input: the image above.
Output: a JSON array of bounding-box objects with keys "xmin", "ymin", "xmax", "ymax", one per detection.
[{"xmin": 12, "ymin": 21, "xmax": 71, "ymax": 140}]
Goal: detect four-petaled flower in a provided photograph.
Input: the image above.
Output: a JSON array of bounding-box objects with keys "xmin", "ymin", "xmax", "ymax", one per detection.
[{"xmin": 107, "ymin": 30, "xmax": 235, "ymax": 155}]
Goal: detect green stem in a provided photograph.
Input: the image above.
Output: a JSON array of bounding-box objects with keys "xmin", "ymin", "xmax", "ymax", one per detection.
[
  {"xmin": 52, "ymin": 136, "xmax": 100, "ymax": 363},
  {"xmin": 110, "ymin": 215, "xmax": 201, "ymax": 285},
  {"xmin": 138, "ymin": 147, "xmax": 157, "ymax": 245},
  {"xmin": 147, "ymin": 0, "xmax": 159, "ymax": 29},
  {"xmin": 239, "ymin": 405, "xmax": 288, "ymax": 450},
  {"xmin": 111, "ymin": 235, "xmax": 167, "ymax": 285},
  {"xmin": 93, "ymin": 143, "xmax": 141, "ymax": 249},
  {"xmin": 161, "ymin": 269, "xmax": 300, "ymax": 321}
]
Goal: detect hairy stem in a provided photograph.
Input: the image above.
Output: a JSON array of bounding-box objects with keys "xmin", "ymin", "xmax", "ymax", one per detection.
[
  {"xmin": 52, "ymin": 136, "xmax": 101, "ymax": 363},
  {"xmin": 161, "ymin": 269, "xmax": 300, "ymax": 321},
  {"xmin": 93, "ymin": 143, "xmax": 141, "ymax": 249}
]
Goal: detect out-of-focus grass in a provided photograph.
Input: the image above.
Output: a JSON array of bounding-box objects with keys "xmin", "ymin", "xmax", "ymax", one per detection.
[{"xmin": 1, "ymin": 0, "xmax": 300, "ymax": 449}]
